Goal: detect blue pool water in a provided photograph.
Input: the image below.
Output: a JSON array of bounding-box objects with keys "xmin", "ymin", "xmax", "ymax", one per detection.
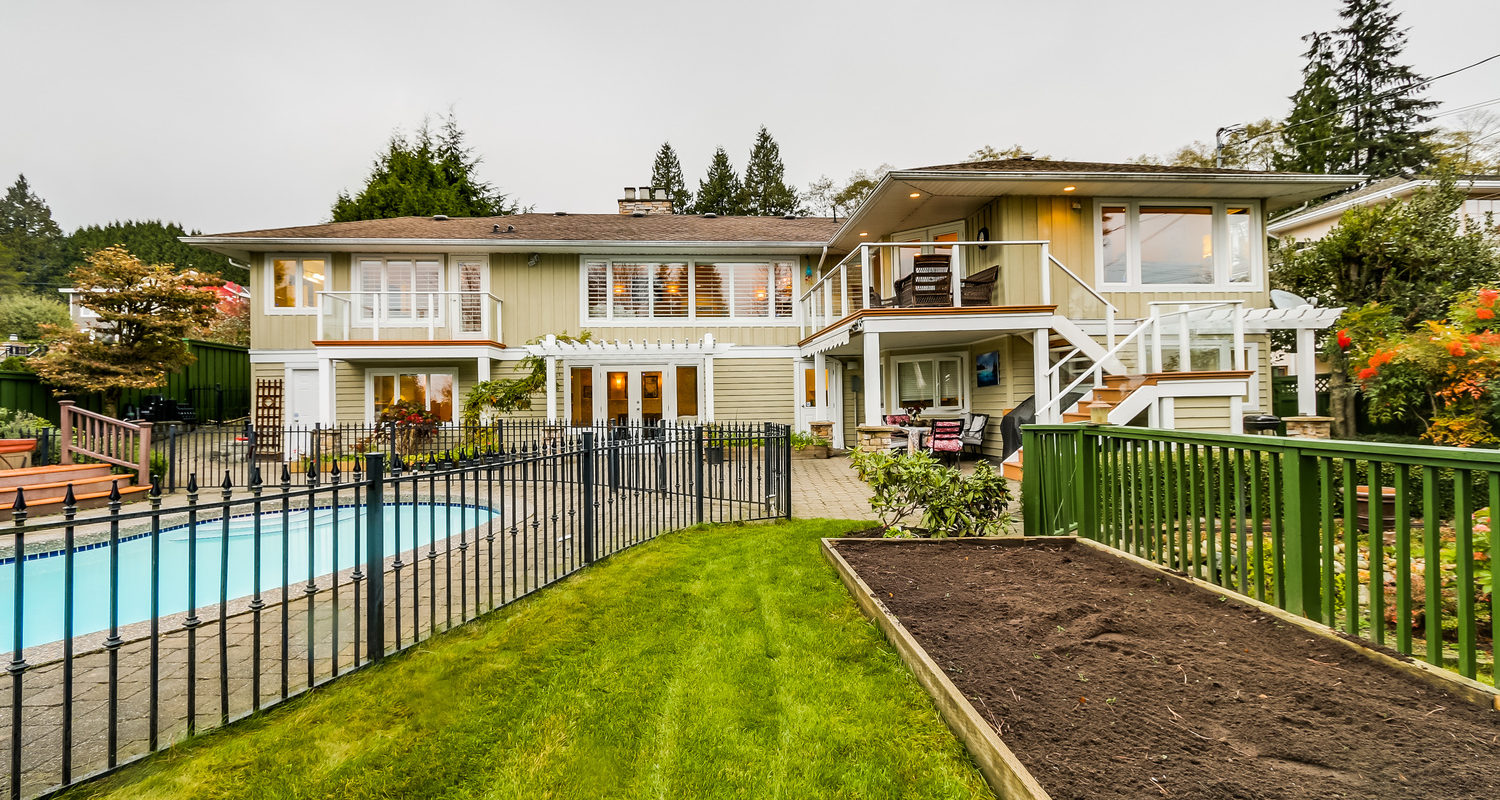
[{"xmin": 0, "ymin": 503, "xmax": 499, "ymax": 650}]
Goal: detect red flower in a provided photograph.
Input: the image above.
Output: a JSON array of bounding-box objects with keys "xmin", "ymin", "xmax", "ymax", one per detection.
[
  {"xmin": 1478, "ymin": 308, "xmax": 1495, "ymax": 320},
  {"xmin": 1447, "ymin": 341, "xmax": 1467, "ymax": 357},
  {"xmin": 1336, "ymin": 329, "xmax": 1352, "ymax": 350},
  {"xmin": 1480, "ymin": 289, "xmax": 1498, "ymax": 307},
  {"xmin": 1358, "ymin": 366, "xmax": 1378, "ymax": 381}
]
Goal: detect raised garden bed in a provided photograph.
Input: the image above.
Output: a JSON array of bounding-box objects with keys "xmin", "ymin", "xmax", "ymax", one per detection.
[{"xmin": 828, "ymin": 537, "xmax": 1500, "ymax": 800}]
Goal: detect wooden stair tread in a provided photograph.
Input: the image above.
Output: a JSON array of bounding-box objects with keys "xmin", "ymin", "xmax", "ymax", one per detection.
[
  {"xmin": 0, "ymin": 474, "xmax": 128, "ymax": 497},
  {"xmin": 2, "ymin": 485, "xmax": 150, "ymax": 513},
  {"xmin": 0, "ymin": 463, "xmax": 112, "ymax": 479}
]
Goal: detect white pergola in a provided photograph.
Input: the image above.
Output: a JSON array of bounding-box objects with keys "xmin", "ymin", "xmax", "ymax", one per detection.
[{"xmin": 523, "ymin": 334, "xmax": 729, "ymax": 424}]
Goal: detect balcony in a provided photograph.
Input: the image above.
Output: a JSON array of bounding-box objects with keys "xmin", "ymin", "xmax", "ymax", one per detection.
[
  {"xmin": 316, "ymin": 291, "xmax": 503, "ymax": 343},
  {"xmin": 798, "ymin": 240, "xmax": 1115, "ymax": 342}
]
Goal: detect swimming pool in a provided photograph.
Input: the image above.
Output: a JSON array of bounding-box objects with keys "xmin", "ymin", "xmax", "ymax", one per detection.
[{"xmin": 0, "ymin": 502, "xmax": 500, "ymax": 650}]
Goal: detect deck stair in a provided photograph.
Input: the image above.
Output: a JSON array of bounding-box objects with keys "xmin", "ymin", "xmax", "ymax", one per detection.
[
  {"xmin": 0, "ymin": 463, "xmax": 150, "ymax": 521},
  {"xmin": 1004, "ymin": 375, "xmax": 1151, "ymax": 482}
]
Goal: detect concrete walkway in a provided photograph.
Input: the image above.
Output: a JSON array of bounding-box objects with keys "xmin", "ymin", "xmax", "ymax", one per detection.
[{"xmin": 790, "ymin": 456, "xmax": 874, "ymax": 521}]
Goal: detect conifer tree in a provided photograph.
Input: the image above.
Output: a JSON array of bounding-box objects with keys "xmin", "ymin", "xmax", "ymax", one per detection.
[
  {"xmin": 332, "ymin": 112, "xmax": 519, "ymax": 222},
  {"xmin": 1276, "ymin": 33, "xmax": 1346, "ymax": 173},
  {"xmin": 1332, "ymin": 0, "xmax": 1436, "ymax": 176},
  {"xmin": 649, "ymin": 142, "xmax": 693, "ymax": 213},
  {"xmin": 740, "ymin": 126, "xmax": 800, "ymax": 216},
  {"xmin": 695, "ymin": 147, "xmax": 743, "ymax": 216},
  {"xmin": 0, "ymin": 175, "xmax": 66, "ymax": 295}
]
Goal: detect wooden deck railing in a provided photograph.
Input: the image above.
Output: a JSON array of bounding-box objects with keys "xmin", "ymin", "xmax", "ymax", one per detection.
[{"xmin": 57, "ymin": 400, "xmax": 152, "ymax": 484}]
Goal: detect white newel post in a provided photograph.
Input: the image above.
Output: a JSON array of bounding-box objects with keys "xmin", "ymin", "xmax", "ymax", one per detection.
[
  {"xmin": 1032, "ymin": 328, "xmax": 1051, "ymax": 424},
  {"xmin": 862, "ymin": 331, "xmax": 882, "ymax": 426},
  {"xmin": 1296, "ymin": 327, "xmax": 1317, "ymax": 416},
  {"xmin": 860, "ymin": 245, "xmax": 872, "ymax": 309},
  {"xmin": 317, "ymin": 357, "xmax": 334, "ymax": 425}
]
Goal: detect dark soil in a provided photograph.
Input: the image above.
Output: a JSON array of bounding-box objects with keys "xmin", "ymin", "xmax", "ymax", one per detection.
[{"xmin": 834, "ymin": 539, "xmax": 1500, "ymax": 800}]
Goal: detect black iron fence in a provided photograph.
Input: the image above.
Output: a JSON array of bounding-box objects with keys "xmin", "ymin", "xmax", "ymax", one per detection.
[{"xmin": 1, "ymin": 421, "xmax": 791, "ymax": 799}]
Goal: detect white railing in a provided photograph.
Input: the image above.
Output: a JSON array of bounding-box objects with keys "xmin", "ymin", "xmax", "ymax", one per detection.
[
  {"xmin": 317, "ymin": 291, "xmax": 503, "ymax": 342},
  {"xmin": 1036, "ymin": 301, "xmax": 1246, "ymax": 424},
  {"xmin": 798, "ymin": 241, "xmax": 1117, "ymax": 346}
]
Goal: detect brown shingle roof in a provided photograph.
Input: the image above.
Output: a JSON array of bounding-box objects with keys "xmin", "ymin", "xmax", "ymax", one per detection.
[
  {"xmin": 201, "ymin": 213, "xmax": 839, "ymax": 243},
  {"xmin": 904, "ymin": 157, "xmax": 1304, "ymax": 176}
]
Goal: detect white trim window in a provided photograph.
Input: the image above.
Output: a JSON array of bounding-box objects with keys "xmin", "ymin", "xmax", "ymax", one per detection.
[
  {"xmin": 584, "ymin": 258, "xmax": 795, "ymax": 323},
  {"xmin": 890, "ymin": 353, "xmax": 966, "ymax": 415},
  {"xmin": 357, "ymin": 256, "xmax": 445, "ymax": 324},
  {"xmin": 267, "ymin": 254, "xmax": 328, "ymax": 314},
  {"xmin": 1096, "ymin": 201, "xmax": 1259, "ymax": 289},
  {"xmin": 369, "ymin": 371, "xmax": 455, "ymax": 424}
]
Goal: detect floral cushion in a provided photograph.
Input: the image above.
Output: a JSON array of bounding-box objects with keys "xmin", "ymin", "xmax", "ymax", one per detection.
[
  {"xmin": 930, "ymin": 437, "xmax": 963, "ymax": 452},
  {"xmin": 884, "ymin": 414, "xmax": 911, "ymax": 426}
]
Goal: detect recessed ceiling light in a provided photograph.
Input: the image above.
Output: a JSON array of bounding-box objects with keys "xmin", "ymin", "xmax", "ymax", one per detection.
[
  {"xmin": 909, "ymin": 192, "xmax": 921, "ymax": 198},
  {"xmin": 858, "ymin": 232, "xmax": 869, "ymax": 237},
  {"xmin": 1062, "ymin": 185, "xmax": 1077, "ymax": 192}
]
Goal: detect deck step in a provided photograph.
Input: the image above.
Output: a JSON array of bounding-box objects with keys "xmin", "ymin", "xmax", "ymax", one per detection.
[
  {"xmin": 1001, "ymin": 461, "xmax": 1024, "ymax": 481},
  {"xmin": 0, "ymin": 484, "xmax": 149, "ymax": 521},
  {"xmin": 0, "ymin": 474, "xmax": 133, "ymax": 503},
  {"xmin": 0, "ymin": 463, "xmax": 113, "ymax": 489}
]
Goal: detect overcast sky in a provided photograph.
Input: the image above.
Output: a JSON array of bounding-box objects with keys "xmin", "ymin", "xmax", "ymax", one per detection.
[{"xmin": 2, "ymin": 0, "xmax": 1497, "ymax": 234}]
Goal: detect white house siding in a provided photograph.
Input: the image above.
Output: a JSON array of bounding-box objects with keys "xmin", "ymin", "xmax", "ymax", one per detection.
[{"xmin": 1170, "ymin": 396, "xmax": 1234, "ymax": 433}]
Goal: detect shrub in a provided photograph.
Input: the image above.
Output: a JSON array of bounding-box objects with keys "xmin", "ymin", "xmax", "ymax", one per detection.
[
  {"xmin": 0, "ymin": 294, "xmax": 71, "ymax": 341},
  {"xmin": 0, "ymin": 408, "xmax": 51, "ymax": 438},
  {"xmin": 849, "ymin": 448, "xmax": 1011, "ymax": 537},
  {"xmin": 790, "ymin": 430, "xmax": 826, "ymax": 450}
]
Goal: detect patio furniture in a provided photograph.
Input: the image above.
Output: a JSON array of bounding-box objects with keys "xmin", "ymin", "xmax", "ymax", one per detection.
[
  {"xmin": 895, "ymin": 253, "xmax": 954, "ymax": 307},
  {"xmin": 959, "ymin": 412, "xmax": 989, "ymax": 457},
  {"xmin": 926, "ymin": 419, "xmax": 964, "ymax": 462},
  {"xmin": 960, "ymin": 266, "xmax": 999, "ymax": 306},
  {"xmin": 868, "ymin": 287, "xmax": 895, "ymax": 308},
  {"xmin": 883, "ymin": 414, "xmax": 911, "ymax": 451}
]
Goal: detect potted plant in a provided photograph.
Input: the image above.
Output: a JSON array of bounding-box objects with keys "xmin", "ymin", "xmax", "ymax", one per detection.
[
  {"xmin": 0, "ymin": 408, "xmax": 49, "ymax": 469},
  {"xmin": 791, "ymin": 430, "xmax": 829, "ymax": 459}
]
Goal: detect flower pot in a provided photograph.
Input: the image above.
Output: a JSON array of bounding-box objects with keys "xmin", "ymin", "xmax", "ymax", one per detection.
[
  {"xmin": 793, "ymin": 445, "xmax": 829, "ymax": 460},
  {"xmin": 1354, "ymin": 485, "xmax": 1398, "ymax": 532}
]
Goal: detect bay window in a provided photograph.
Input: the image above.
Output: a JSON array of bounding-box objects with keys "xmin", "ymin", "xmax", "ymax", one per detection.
[
  {"xmin": 371, "ymin": 372, "xmax": 454, "ymax": 423},
  {"xmin": 585, "ymin": 259, "xmax": 796, "ymax": 321},
  {"xmin": 269, "ymin": 255, "xmax": 326, "ymax": 312},
  {"xmin": 1096, "ymin": 201, "xmax": 1258, "ymax": 288}
]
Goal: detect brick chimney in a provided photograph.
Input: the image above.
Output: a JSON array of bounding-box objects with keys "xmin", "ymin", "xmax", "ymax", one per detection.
[{"xmin": 618, "ymin": 185, "xmax": 674, "ymax": 215}]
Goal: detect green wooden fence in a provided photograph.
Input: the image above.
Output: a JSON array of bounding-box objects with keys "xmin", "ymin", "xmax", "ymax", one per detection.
[
  {"xmin": 1022, "ymin": 423, "xmax": 1498, "ymax": 685},
  {"xmin": 0, "ymin": 339, "xmax": 249, "ymax": 424}
]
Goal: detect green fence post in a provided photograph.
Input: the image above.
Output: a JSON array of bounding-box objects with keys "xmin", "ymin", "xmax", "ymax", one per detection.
[
  {"xmin": 1021, "ymin": 426, "xmax": 1040, "ymax": 535},
  {"xmin": 1076, "ymin": 427, "xmax": 1099, "ymax": 542},
  {"xmin": 1281, "ymin": 444, "xmax": 1323, "ymax": 623}
]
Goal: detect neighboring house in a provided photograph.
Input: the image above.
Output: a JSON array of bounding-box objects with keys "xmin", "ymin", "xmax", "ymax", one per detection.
[
  {"xmin": 1267, "ymin": 174, "xmax": 1500, "ymax": 241},
  {"xmin": 183, "ymin": 161, "xmax": 1361, "ymax": 457}
]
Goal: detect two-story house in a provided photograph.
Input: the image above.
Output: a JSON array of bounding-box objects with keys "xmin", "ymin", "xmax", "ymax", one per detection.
[{"xmin": 184, "ymin": 159, "xmax": 1361, "ymax": 459}]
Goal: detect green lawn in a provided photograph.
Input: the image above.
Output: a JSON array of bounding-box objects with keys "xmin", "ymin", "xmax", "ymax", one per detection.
[{"xmin": 66, "ymin": 519, "xmax": 992, "ymax": 800}]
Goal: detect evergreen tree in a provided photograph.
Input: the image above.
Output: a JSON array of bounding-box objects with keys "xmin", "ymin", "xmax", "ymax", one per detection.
[
  {"xmin": 1332, "ymin": 0, "xmax": 1436, "ymax": 177},
  {"xmin": 1276, "ymin": 0, "xmax": 1436, "ymax": 177},
  {"xmin": 695, "ymin": 147, "xmax": 743, "ymax": 216},
  {"xmin": 0, "ymin": 175, "xmax": 66, "ymax": 295},
  {"xmin": 66, "ymin": 220, "xmax": 246, "ymax": 284},
  {"xmin": 1277, "ymin": 32, "xmax": 1346, "ymax": 173},
  {"xmin": 740, "ymin": 126, "xmax": 800, "ymax": 216},
  {"xmin": 649, "ymin": 142, "xmax": 693, "ymax": 213},
  {"xmin": 332, "ymin": 112, "xmax": 519, "ymax": 222}
]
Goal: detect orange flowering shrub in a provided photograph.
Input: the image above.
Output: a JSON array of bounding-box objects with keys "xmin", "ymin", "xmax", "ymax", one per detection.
[{"xmin": 1345, "ymin": 290, "xmax": 1500, "ymax": 446}]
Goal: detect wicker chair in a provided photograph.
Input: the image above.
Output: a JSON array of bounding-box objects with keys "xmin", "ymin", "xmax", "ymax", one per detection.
[{"xmin": 960, "ymin": 266, "xmax": 1000, "ymax": 306}]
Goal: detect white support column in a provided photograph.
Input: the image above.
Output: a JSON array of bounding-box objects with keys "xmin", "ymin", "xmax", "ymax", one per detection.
[
  {"xmin": 1295, "ymin": 327, "xmax": 1317, "ymax": 416},
  {"xmin": 317, "ymin": 356, "xmax": 334, "ymax": 425},
  {"xmin": 1231, "ymin": 306, "xmax": 1246, "ymax": 372},
  {"xmin": 703, "ymin": 355, "xmax": 716, "ymax": 422},
  {"xmin": 813, "ymin": 351, "xmax": 828, "ymax": 420},
  {"xmin": 1150, "ymin": 307, "xmax": 1164, "ymax": 373},
  {"xmin": 1032, "ymin": 328, "xmax": 1051, "ymax": 424},
  {"xmin": 950, "ymin": 243, "xmax": 962, "ymax": 307},
  {"xmin": 1039, "ymin": 243, "xmax": 1051, "ymax": 306},
  {"xmin": 862, "ymin": 331, "xmax": 882, "ymax": 426},
  {"xmin": 1176, "ymin": 303, "xmax": 1190, "ymax": 372},
  {"xmin": 545, "ymin": 356, "xmax": 557, "ymax": 424}
]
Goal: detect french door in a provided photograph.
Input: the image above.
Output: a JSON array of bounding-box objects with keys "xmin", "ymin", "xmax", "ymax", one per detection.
[{"xmin": 569, "ymin": 364, "xmax": 702, "ymax": 428}]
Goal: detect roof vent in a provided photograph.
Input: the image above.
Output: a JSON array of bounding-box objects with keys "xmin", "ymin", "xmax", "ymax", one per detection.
[
  {"xmin": 1018, "ymin": 155, "xmax": 1035, "ymax": 161},
  {"xmin": 783, "ymin": 213, "xmax": 797, "ymax": 220},
  {"xmin": 493, "ymin": 224, "xmax": 515, "ymax": 233},
  {"xmin": 432, "ymin": 214, "xmax": 450, "ymax": 221},
  {"xmin": 631, "ymin": 211, "xmax": 645, "ymax": 218},
  {"xmin": 553, "ymin": 211, "xmax": 567, "ymax": 216},
  {"xmin": 702, "ymin": 212, "xmax": 717, "ymax": 219}
]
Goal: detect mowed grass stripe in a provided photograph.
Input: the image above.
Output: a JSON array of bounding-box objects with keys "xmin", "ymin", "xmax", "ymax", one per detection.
[{"xmin": 63, "ymin": 520, "xmax": 993, "ymax": 800}]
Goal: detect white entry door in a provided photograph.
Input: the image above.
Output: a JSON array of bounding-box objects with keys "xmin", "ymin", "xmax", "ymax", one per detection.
[{"xmin": 286, "ymin": 368, "xmax": 319, "ymax": 457}]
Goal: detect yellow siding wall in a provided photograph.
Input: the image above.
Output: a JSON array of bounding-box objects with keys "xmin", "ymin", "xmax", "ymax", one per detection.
[
  {"xmin": 966, "ymin": 334, "xmax": 1034, "ymax": 458},
  {"xmin": 1171, "ymin": 396, "xmax": 1235, "ymax": 433},
  {"xmin": 713, "ymin": 358, "xmax": 795, "ymax": 423},
  {"xmin": 249, "ymin": 253, "xmax": 350, "ymax": 351}
]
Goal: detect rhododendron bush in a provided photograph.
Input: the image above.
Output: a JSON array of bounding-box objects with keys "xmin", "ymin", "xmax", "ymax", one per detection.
[{"xmin": 1343, "ymin": 289, "xmax": 1500, "ymax": 446}]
